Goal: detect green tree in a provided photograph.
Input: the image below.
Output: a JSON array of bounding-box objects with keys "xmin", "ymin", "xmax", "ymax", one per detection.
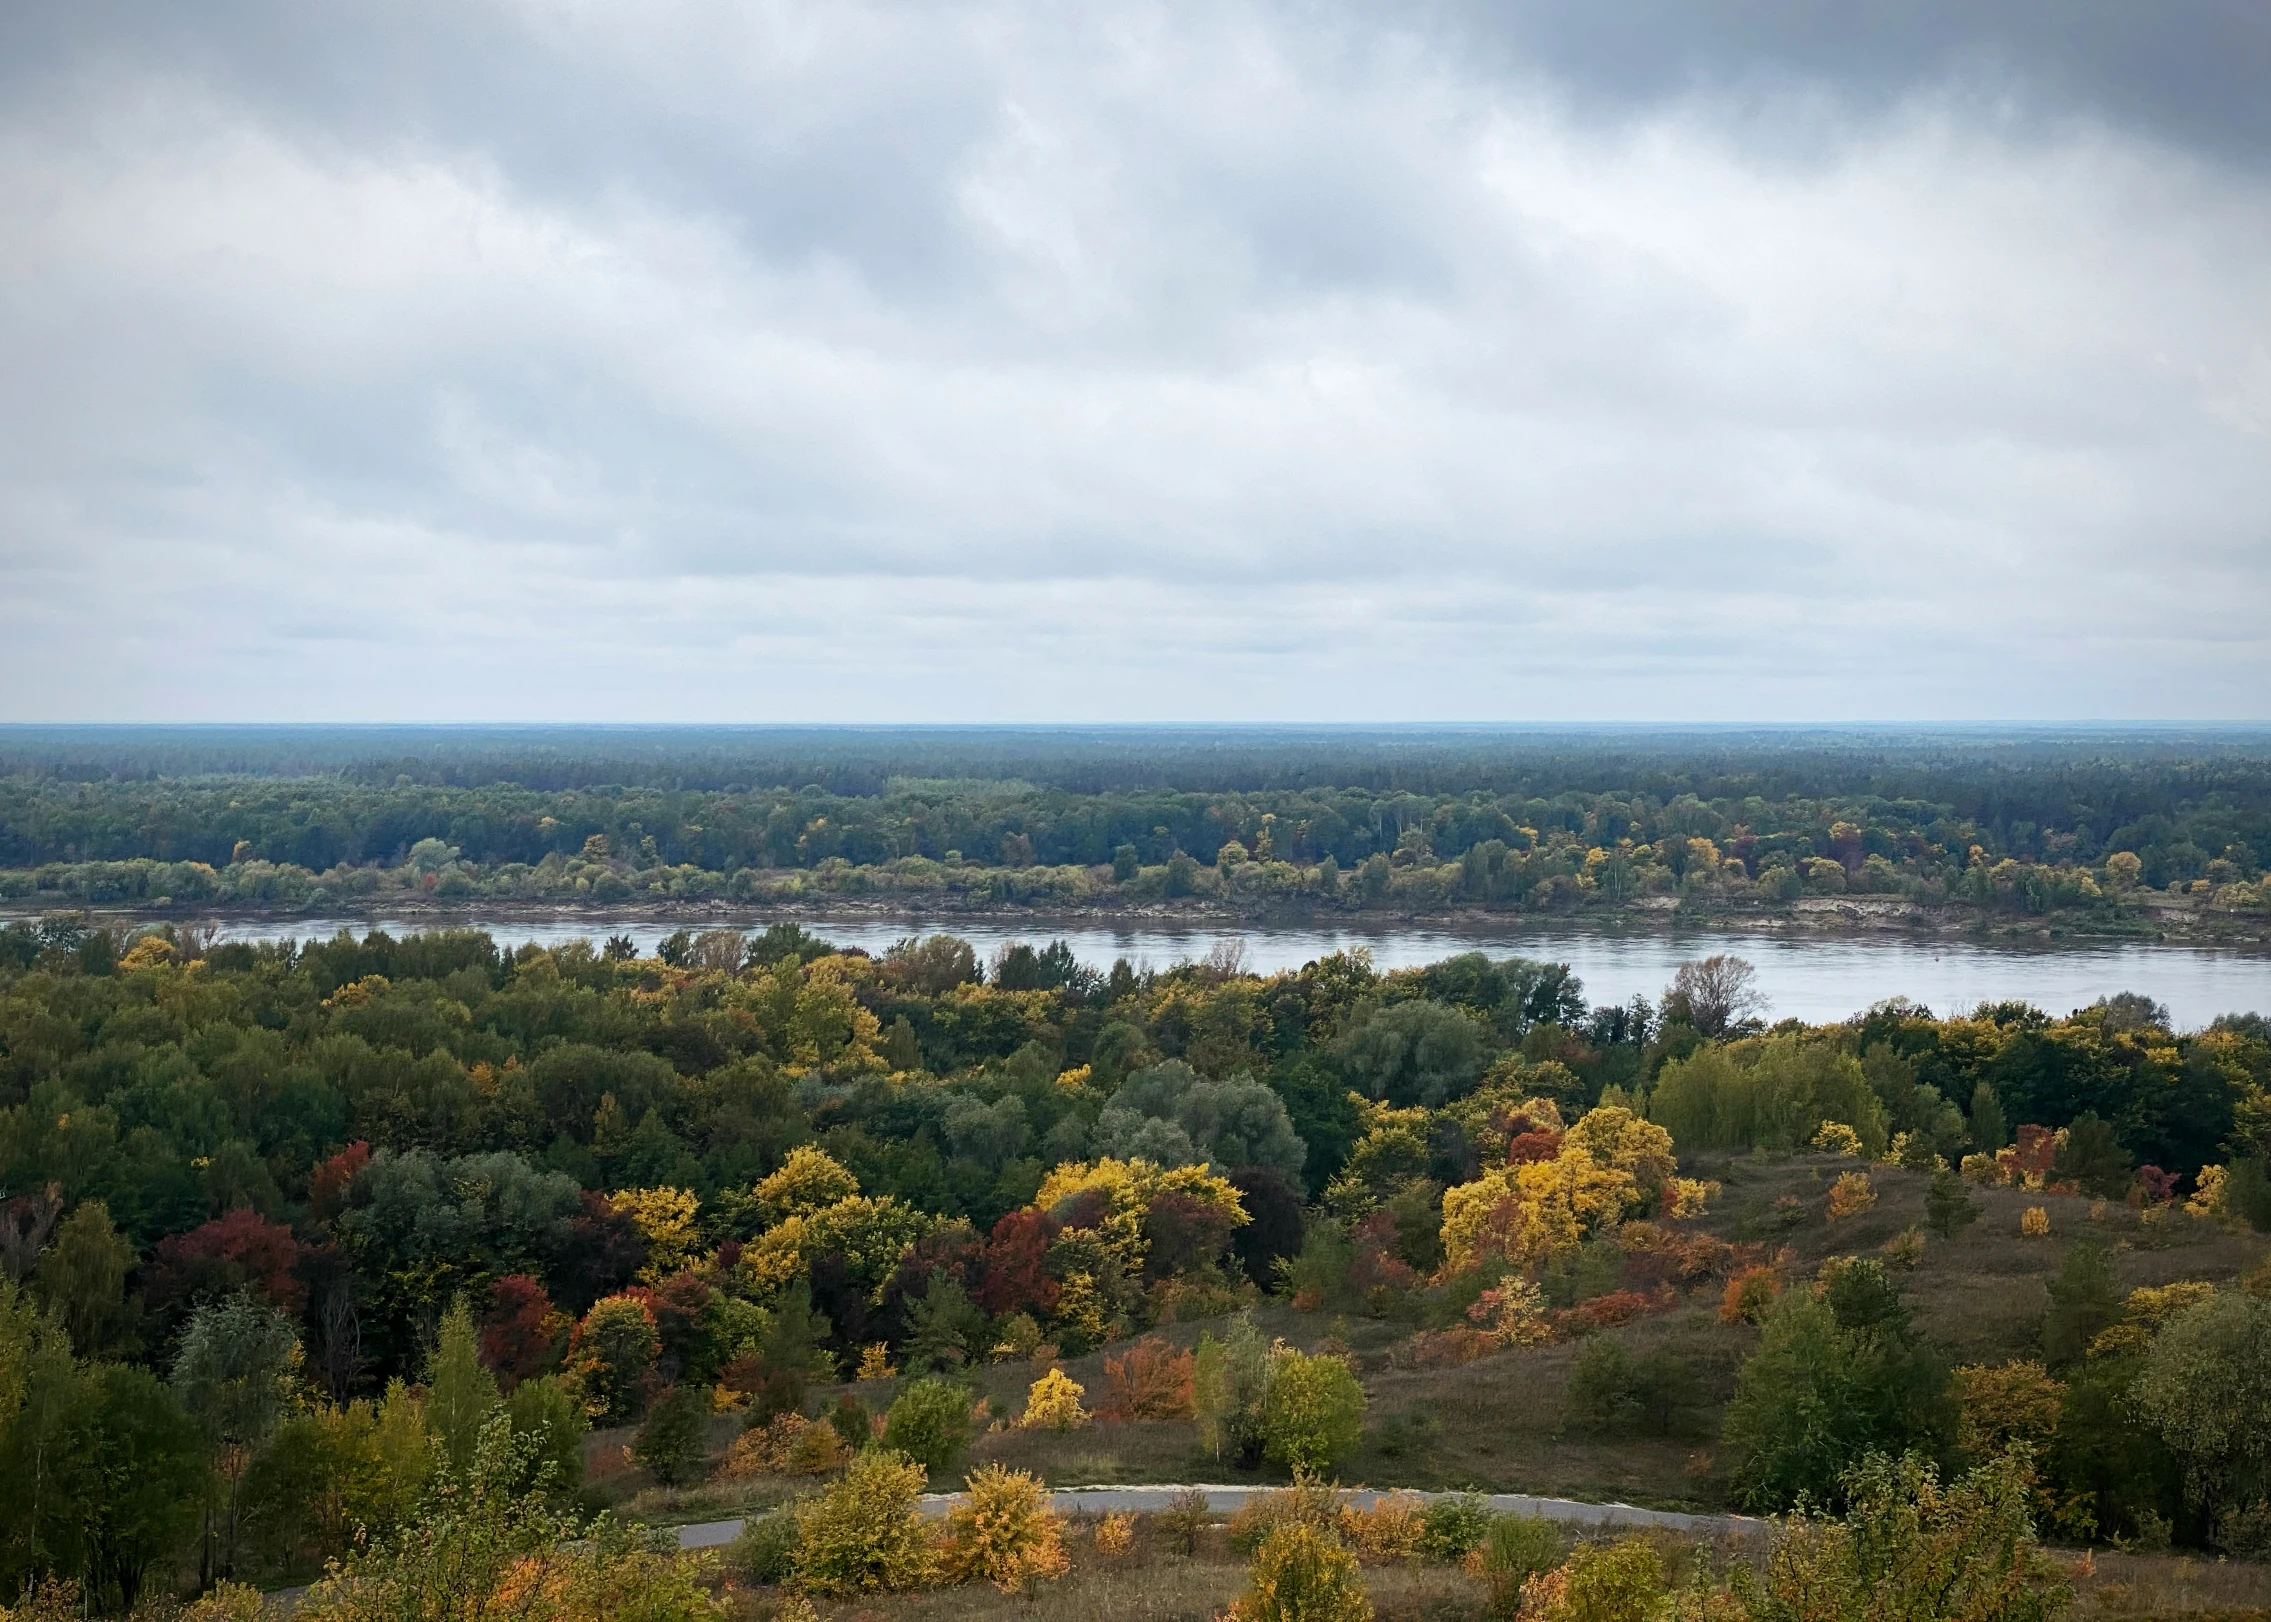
[
  {"xmin": 2128, "ymin": 1291, "xmax": 2271, "ymax": 1523},
  {"xmin": 171, "ymin": 1290, "xmax": 302, "ymax": 1582},
  {"xmin": 2041, "ymin": 1238, "xmax": 2123, "ymax": 1365},
  {"xmin": 790, "ymin": 1447, "xmax": 936, "ymax": 1596},
  {"xmin": 1195, "ymin": 1313, "xmax": 1271, "ymax": 1467},
  {"xmin": 1969, "ymin": 1082, "xmax": 2010, "ymax": 1152},
  {"xmin": 882, "ymin": 1376, "xmax": 972, "ymax": 1475},
  {"xmin": 1723, "ymin": 1264, "xmax": 1953, "ymax": 1511},
  {"xmin": 2053, "ymin": 1113, "xmax": 2134, "ymax": 1199},
  {"xmin": 504, "ymin": 1374, "xmax": 589, "ymax": 1496},
  {"xmin": 31, "ymin": 1200, "xmax": 136, "ymax": 1359},
  {"xmin": 1260, "ymin": 1347, "xmax": 1365, "ymax": 1476},
  {"xmin": 632, "ymin": 1383, "xmax": 710, "ymax": 1487},
  {"xmin": 425, "ymin": 1297, "xmax": 500, "ymax": 1471},
  {"xmin": 1926, "ymin": 1166, "xmax": 1980, "ymax": 1240}
]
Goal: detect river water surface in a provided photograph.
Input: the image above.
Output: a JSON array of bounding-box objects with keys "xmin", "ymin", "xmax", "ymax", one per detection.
[{"xmin": 195, "ymin": 914, "xmax": 2269, "ymax": 1029}]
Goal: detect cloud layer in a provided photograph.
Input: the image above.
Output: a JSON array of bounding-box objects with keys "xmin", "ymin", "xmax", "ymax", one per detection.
[{"xmin": 3, "ymin": 2, "xmax": 2267, "ymax": 720}]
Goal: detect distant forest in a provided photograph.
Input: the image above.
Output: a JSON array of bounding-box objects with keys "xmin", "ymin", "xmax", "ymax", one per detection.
[{"xmin": 0, "ymin": 726, "xmax": 2266, "ymax": 922}]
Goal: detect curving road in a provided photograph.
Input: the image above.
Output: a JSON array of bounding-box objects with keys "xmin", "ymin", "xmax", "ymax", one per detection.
[{"xmin": 674, "ymin": 1484, "xmax": 1764, "ymax": 1549}]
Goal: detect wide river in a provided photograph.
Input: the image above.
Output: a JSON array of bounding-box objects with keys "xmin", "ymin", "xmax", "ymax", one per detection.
[{"xmin": 192, "ymin": 913, "xmax": 2269, "ymax": 1029}]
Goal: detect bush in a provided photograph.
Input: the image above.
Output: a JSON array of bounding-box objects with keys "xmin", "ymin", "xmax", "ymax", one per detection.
[
  {"xmin": 1260, "ymin": 1348, "xmax": 1366, "ymax": 1475},
  {"xmin": 790, "ymin": 1449, "xmax": 937, "ymax": 1596},
  {"xmin": 1160, "ymin": 1487, "xmax": 1211, "ymax": 1554},
  {"xmin": 725, "ymin": 1509, "xmax": 800, "ymax": 1585},
  {"xmin": 1340, "ymin": 1492, "xmax": 1427, "ymax": 1564},
  {"xmin": 1229, "ymin": 1479, "xmax": 1343, "ymax": 1554},
  {"xmin": 633, "ymin": 1384, "xmax": 711, "ymax": 1486},
  {"xmin": 1228, "ymin": 1522, "xmax": 1372, "ymax": 1622},
  {"xmin": 1474, "ymin": 1514, "xmax": 1562, "ymax": 1619},
  {"xmin": 1100, "ymin": 1334, "xmax": 1197, "ymax": 1420},
  {"xmin": 1565, "ymin": 1337, "xmax": 1701, "ymax": 1437},
  {"xmin": 1094, "ymin": 1511, "xmax": 1137, "ymax": 1558},
  {"xmin": 1826, "ymin": 1172, "xmax": 1877, "ymax": 1222},
  {"xmin": 939, "ymin": 1464, "xmax": 1071, "ymax": 1593},
  {"xmin": 1420, "ymin": 1492, "xmax": 1491, "ymax": 1563},
  {"xmin": 1554, "ymin": 1537, "xmax": 1664, "ymax": 1622},
  {"xmin": 2021, "ymin": 1206, "xmax": 2050, "ymax": 1237},
  {"xmin": 882, "ymin": 1376, "xmax": 973, "ymax": 1473},
  {"xmin": 1018, "ymin": 1367, "xmax": 1090, "ymax": 1431}
]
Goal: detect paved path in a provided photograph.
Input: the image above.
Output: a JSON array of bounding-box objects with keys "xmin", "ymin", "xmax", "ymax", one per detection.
[{"xmin": 674, "ymin": 1484, "xmax": 1764, "ymax": 1550}]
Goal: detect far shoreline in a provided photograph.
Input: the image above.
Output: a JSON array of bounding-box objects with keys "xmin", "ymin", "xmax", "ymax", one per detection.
[{"xmin": 8, "ymin": 893, "xmax": 2268, "ymax": 956}]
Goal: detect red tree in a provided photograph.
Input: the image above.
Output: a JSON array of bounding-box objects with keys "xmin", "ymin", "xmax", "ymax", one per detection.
[
  {"xmin": 307, "ymin": 1141, "xmax": 371, "ymax": 1225},
  {"xmin": 481, "ymin": 1273, "xmax": 560, "ymax": 1387},
  {"xmin": 149, "ymin": 1208, "xmax": 306, "ymax": 1313},
  {"xmin": 974, "ymin": 1208, "xmax": 1060, "ymax": 1317}
]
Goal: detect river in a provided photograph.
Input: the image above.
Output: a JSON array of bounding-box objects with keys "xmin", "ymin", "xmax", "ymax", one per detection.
[{"xmin": 185, "ymin": 914, "xmax": 2269, "ymax": 1029}]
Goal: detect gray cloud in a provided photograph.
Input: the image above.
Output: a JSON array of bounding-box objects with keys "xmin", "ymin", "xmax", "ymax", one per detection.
[{"xmin": 1, "ymin": 1, "xmax": 2266, "ymax": 721}]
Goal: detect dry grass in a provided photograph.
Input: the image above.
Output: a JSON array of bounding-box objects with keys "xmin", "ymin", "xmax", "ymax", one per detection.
[
  {"xmin": 2062, "ymin": 1548, "xmax": 2271, "ymax": 1619},
  {"xmin": 734, "ymin": 1533, "xmax": 1487, "ymax": 1622}
]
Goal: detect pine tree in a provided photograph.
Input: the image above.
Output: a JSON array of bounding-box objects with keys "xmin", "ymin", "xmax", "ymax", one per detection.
[{"xmin": 1927, "ymin": 1166, "xmax": 1979, "ymax": 1239}]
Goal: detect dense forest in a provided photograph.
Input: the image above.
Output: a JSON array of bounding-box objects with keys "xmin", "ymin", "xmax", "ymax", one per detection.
[
  {"xmin": 2, "ymin": 914, "xmax": 2269, "ymax": 1609},
  {"xmin": 1, "ymin": 726, "xmax": 2267, "ymax": 923}
]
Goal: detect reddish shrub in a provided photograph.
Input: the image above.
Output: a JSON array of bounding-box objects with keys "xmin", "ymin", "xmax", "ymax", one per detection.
[
  {"xmin": 1560, "ymin": 1289, "xmax": 1665, "ymax": 1333},
  {"xmin": 1403, "ymin": 1328, "xmax": 1498, "ymax": 1368},
  {"xmin": 1098, "ymin": 1335, "xmax": 1196, "ymax": 1421},
  {"xmin": 149, "ymin": 1208, "xmax": 306, "ymax": 1313}
]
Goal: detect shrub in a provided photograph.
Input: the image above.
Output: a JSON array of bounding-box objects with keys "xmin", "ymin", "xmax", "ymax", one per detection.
[
  {"xmin": 1100, "ymin": 1334, "xmax": 1196, "ymax": 1420},
  {"xmin": 1810, "ymin": 1122, "xmax": 1864, "ymax": 1157},
  {"xmin": 1565, "ymin": 1337, "xmax": 1701, "ymax": 1437},
  {"xmin": 1160, "ymin": 1487, "xmax": 1211, "ymax": 1554},
  {"xmin": 826, "ymin": 1392, "xmax": 872, "ymax": 1451},
  {"xmin": 181, "ymin": 1582, "xmax": 268, "ymax": 1622},
  {"xmin": 1420, "ymin": 1492, "xmax": 1492, "ymax": 1563},
  {"xmin": 1826, "ymin": 1172, "xmax": 1877, "ymax": 1222},
  {"xmin": 1260, "ymin": 1348, "xmax": 1366, "ymax": 1475},
  {"xmin": 1473, "ymin": 1514, "xmax": 1562, "ymax": 1618},
  {"xmin": 633, "ymin": 1383, "xmax": 711, "ymax": 1486},
  {"xmin": 1952, "ymin": 1360, "xmax": 2067, "ymax": 1460},
  {"xmin": 719, "ymin": 1412, "xmax": 845, "ymax": 1479},
  {"xmin": 883, "ymin": 1376, "xmax": 973, "ymax": 1473},
  {"xmin": 1095, "ymin": 1511, "xmax": 1137, "ymax": 1558},
  {"xmin": 939, "ymin": 1464, "xmax": 1071, "ymax": 1593},
  {"xmin": 1554, "ymin": 1537, "xmax": 1664, "ymax": 1622},
  {"xmin": 856, "ymin": 1343, "xmax": 896, "ymax": 1380},
  {"xmin": 1880, "ymin": 1227, "xmax": 1926, "ymax": 1270},
  {"xmin": 1719, "ymin": 1265, "xmax": 1780, "ymax": 1325},
  {"xmin": 1229, "ymin": 1479, "xmax": 1343, "ymax": 1554},
  {"xmin": 1018, "ymin": 1367, "xmax": 1090, "ymax": 1431},
  {"xmin": 725, "ymin": 1509, "xmax": 800, "ymax": 1585},
  {"xmin": 2021, "ymin": 1206, "xmax": 2050, "ymax": 1237},
  {"xmin": 1340, "ymin": 1492, "xmax": 1426, "ymax": 1564},
  {"xmin": 1227, "ymin": 1522, "xmax": 1372, "ymax": 1622},
  {"xmin": 790, "ymin": 1448, "xmax": 937, "ymax": 1596}
]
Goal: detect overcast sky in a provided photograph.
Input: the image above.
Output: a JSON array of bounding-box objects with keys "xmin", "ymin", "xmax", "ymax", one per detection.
[{"xmin": 3, "ymin": 1, "xmax": 2267, "ymax": 723}]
